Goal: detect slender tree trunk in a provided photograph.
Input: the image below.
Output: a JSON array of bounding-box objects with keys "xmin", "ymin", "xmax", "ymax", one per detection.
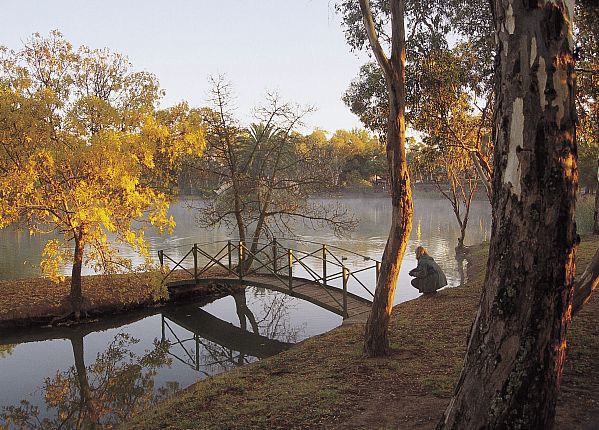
[
  {"xmin": 593, "ymin": 163, "xmax": 599, "ymax": 234},
  {"xmin": 572, "ymin": 246, "xmax": 599, "ymax": 315},
  {"xmin": 439, "ymin": 1, "xmax": 577, "ymax": 428},
  {"xmin": 70, "ymin": 232, "xmax": 85, "ymax": 320},
  {"xmin": 457, "ymin": 233, "xmax": 465, "ymax": 251},
  {"xmin": 244, "ymin": 201, "xmax": 269, "ymax": 272},
  {"xmin": 71, "ymin": 335, "xmax": 98, "ymax": 429},
  {"xmin": 233, "ymin": 290, "xmax": 260, "ymax": 333},
  {"xmin": 471, "ymin": 152, "xmax": 493, "ymax": 201},
  {"xmin": 360, "ymin": 0, "xmax": 413, "ymax": 357}
]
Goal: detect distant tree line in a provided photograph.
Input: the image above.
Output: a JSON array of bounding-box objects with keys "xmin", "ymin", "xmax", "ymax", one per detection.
[{"xmin": 177, "ymin": 122, "xmax": 387, "ymax": 196}]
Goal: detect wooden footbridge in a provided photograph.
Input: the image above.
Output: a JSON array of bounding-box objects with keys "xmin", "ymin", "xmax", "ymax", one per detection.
[{"xmin": 158, "ymin": 238, "xmax": 378, "ymax": 324}]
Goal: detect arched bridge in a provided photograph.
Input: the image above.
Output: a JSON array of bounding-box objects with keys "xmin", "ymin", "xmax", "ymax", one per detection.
[{"xmin": 157, "ymin": 238, "xmax": 378, "ymax": 324}]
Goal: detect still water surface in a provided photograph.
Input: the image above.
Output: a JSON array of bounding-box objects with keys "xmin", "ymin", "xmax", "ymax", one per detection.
[{"xmin": 0, "ymin": 196, "xmax": 491, "ymax": 428}]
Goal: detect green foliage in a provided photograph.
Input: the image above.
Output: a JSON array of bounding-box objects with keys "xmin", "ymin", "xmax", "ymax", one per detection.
[
  {"xmin": 342, "ymin": 62, "xmax": 387, "ymax": 140},
  {"xmin": 338, "ymin": 0, "xmax": 495, "ymax": 207},
  {"xmin": 328, "ymin": 128, "xmax": 386, "ymax": 189}
]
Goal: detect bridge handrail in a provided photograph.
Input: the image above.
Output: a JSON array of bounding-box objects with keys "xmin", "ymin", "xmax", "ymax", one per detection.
[
  {"xmin": 157, "ymin": 238, "xmax": 378, "ymax": 318},
  {"xmin": 156, "ymin": 237, "xmax": 380, "ymax": 264}
]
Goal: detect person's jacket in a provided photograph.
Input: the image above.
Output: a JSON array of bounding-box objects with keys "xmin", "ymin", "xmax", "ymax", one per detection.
[{"xmin": 409, "ymin": 255, "xmax": 448, "ymax": 292}]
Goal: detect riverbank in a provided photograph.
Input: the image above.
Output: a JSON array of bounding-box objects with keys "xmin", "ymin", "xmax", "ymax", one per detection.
[
  {"xmin": 127, "ymin": 236, "xmax": 599, "ymax": 429},
  {"xmin": 0, "ymin": 269, "xmax": 229, "ymax": 329}
]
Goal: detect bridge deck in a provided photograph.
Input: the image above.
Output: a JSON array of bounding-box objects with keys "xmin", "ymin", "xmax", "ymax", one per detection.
[{"xmin": 167, "ymin": 273, "xmax": 372, "ymax": 325}]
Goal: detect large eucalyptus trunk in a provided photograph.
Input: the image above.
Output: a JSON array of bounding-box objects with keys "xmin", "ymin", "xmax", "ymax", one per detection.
[
  {"xmin": 438, "ymin": 1, "xmax": 577, "ymax": 428},
  {"xmin": 359, "ymin": 0, "xmax": 413, "ymax": 357}
]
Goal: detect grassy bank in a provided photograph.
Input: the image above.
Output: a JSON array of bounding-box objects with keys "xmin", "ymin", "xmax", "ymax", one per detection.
[
  {"xmin": 0, "ymin": 269, "xmax": 220, "ymax": 328},
  {"xmin": 127, "ymin": 237, "xmax": 599, "ymax": 430}
]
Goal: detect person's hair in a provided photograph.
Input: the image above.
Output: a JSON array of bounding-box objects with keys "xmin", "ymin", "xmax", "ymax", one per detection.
[{"xmin": 415, "ymin": 246, "xmax": 428, "ymax": 259}]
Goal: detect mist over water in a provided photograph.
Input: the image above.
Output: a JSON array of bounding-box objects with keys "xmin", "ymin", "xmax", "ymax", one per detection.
[{"xmin": 0, "ymin": 195, "xmax": 491, "ymax": 304}]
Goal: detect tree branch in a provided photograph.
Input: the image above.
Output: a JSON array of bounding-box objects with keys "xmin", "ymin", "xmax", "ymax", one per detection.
[
  {"xmin": 358, "ymin": 0, "xmax": 392, "ymax": 78},
  {"xmin": 572, "ymin": 247, "xmax": 599, "ymax": 316}
]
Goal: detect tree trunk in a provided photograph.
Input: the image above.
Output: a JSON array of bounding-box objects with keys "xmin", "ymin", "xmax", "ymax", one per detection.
[
  {"xmin": 244, "ymin": 200, "xmax": 270, "ymax": 273},
  {"xmin": 593, "ymin": 167, "xmax": 599, "ymax": 234},
  {"xmin": 72, "ymin": 335, "xmax": 98, "ymax": 429},
  {"xmin": 439, "ymin": 1, "xmax": 577, "ymax": 428},
  {"xmin": 471, "ymin": 152, "xmax": 493, "ymax": 201},
  {"xmin": 360, "ymin": 0, "xmax": 413, "ymax": 357},
  {"xmin": 572, "ymin": 245, "xmax": 599, "ymax": 315},
  {"xmin": 70, "ymin": 232, "xmax": 85, "ymax": 320},
  {"xmin": 233, "ymin": 290, "xmax": 260, "ymax": 333}
]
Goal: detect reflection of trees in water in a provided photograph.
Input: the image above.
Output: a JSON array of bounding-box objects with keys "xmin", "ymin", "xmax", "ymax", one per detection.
[
  {"xmin": 455, "ymin": 252, "xmax": 466, "ymax": 286},
  {"xmin": 0, "ymin": 344, "xmax": 15, "ymax": 358},
  {"xmin": 244, "ymin": 288, "xmax": 304, "ymax": 343},
  {"xmin": 1, "ymin": 334, "xmax": 173, "ymax": 429}
]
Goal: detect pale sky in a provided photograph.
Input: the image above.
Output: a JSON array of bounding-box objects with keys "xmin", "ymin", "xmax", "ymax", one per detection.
[{"xmin": 1, "ymin": 0, "xmax": 369, "ymax": 133}]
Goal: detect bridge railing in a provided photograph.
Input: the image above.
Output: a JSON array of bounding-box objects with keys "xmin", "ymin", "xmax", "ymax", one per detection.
[{"xmin": 158, "ymin": 238, "xmax": 379, "ymax": 318}]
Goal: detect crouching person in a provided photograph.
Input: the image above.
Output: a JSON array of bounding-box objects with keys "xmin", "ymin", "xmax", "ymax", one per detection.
[{"xmin": 408, "ymin": 246, "xmax": 447, "ymax": 294}]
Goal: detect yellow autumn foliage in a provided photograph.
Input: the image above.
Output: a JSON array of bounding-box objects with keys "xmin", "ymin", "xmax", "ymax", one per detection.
[{"xmin": 0, "ymin": 32, "xmax": 206, "ymax": 291}]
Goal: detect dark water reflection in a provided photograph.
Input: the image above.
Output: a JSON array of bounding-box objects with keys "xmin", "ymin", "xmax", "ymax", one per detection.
[{"xmin": 0, "ymin": 287, "xmax": 340, "ymax": 429}]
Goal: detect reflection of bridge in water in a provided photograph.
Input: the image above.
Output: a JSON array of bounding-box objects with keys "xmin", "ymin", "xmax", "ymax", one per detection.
[
  {"xmin": 161, "ymin": 299, "xmax": 294, "ymax": 372},
  {"xmin": 158, "ymin": 238, "xmax": 378, "ymax": 324}
]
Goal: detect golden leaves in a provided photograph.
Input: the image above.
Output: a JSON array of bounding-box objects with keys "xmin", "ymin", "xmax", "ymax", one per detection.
[
  {"xmin": 0, "ymin": 33, "xmax": 206, "ymax": 280},
  {"xmin": 41, "ymin": 239, "xmax": 66, "ymax": 284}
]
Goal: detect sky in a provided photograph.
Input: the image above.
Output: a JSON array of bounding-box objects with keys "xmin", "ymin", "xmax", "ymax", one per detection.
[{"xmin": 1, "ymin": 0, "xmax": 369, "ymax": 133}]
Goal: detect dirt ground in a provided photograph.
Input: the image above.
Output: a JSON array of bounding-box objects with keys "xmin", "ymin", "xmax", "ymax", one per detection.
[{"xmin": 0, "ymin": 269, "xmax": 218, "ymax": 328}]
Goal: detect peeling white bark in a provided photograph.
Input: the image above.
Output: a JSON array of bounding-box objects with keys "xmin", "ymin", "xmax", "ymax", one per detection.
[
  {"xmin": 538, "ymin": 56, "xmax": 547, "ymax": 110},
  {"xmin": 563, "ymin": 0, "xmax": 575, "ymax": 49},
  {"xmin": 553, "ymin": 67, "xmax": 568, "ymax": 128},
  {"xmin": 530, "ymin": 36, "xmax": 537, "ymax": 67},
  {"xmin": 505, "ymin": 4, "xmax": 515, "ymax": 34},
  {"xmin": 500, "ymin": 30, "xmax": 509, "ymax": 57},
  {"xmin": 504, "ymin": 97, "xmax": 524, "ymax": 197}
]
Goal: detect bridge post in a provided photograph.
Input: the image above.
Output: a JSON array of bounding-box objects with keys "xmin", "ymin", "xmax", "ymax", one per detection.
[
  {"xmin": 195, "ymin": 334, "xmax": 200, "ymax": 371},
  {"xmin": 239, "ymin": 241, "xmax": 244, "ymax": 280},
  {"xmin": 158, "ymin": 250, "xmax": 164, "ymax": 269},
  {"xmin": 322, "ymin": 244, "xmax": 327, "ymax": 285},
  {"xmin": 193, "ymin": 243, "xmax": 198, "ymax": 282},
  {"xmin": 288, "ymin": 249, "xmax": 293, "ymax": 290},
  {"xmin": 228, "ymin": 241, "xmax": 232, "ymax": 271},
  {"xmin": 342, "ymin": 267, "xmax": 349, "ymax": 318},
  {"xmin": 272, "ymin": 238, "xmax": 278, "ymax": 274},
  {"xmin": 376, "ymin": 261, "xmax": 381, "ymax": 285}
]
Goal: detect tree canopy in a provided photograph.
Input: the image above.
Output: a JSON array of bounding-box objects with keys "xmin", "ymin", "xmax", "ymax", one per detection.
[
  {"xmin": 0, "ymin": 32, "xmax": 205, "ymax": 315},
  {"xmin": 189, "ymin": 77, "xmax": 356, "ymax": 261}
]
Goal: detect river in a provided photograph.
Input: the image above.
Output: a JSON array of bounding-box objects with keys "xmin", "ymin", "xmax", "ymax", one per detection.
[{"xmin": 0, "ymin": 195, "xmax": 491, "ymax": 428}]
